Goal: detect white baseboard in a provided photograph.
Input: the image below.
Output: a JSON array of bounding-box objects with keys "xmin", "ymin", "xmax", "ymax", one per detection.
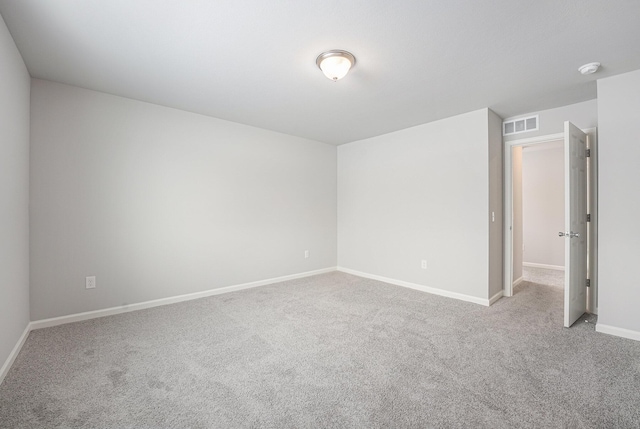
[
  {"xmin": 337, "ymin": 267, "xmax": 490, "ymax": 306},
  {"xmin": 523, "ymin": 262, "xmax": 565, "ymax": 271},
  {"xmin": 596, "ymin": 324, "xmax": 640, "ymax": 342},
  {"xmin": 513, "ymin": 276, "xmax": 524, "ymax": 287},
  {"xmin": 31, "ymin": 267, "xmax": 337, "ymax": 331},
  {"xmin": 489, "ymin": 290, "xmax": 503, "ymax": 305},
  {"xmin": 0, "ymin": 324, "xmax": 31, "ymax": 386}
]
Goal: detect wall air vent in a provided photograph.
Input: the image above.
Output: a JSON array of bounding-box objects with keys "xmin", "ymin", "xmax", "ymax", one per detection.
[{"xmin": 503, "ymin": 115, "xmax": 539, "ymax": 136}]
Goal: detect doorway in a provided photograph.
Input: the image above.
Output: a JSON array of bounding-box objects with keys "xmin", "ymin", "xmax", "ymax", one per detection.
[
  {"xmin": 503, "ymin": 127, "xmax": 598, "ymax": 324},
  {"xmin": 513, "ymin": 140, "xmax": 565, "ymax": 292}
]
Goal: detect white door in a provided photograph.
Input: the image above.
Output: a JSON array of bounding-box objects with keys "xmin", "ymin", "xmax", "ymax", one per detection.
[{"xmin": 563, "ymin": 121, "xmax": 588, "ymax": 327}]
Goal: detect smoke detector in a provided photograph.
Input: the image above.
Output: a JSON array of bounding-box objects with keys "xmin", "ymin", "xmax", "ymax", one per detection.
[{"xmin": 578, "ymin": 62, "xmax": 600, "ymax": 75}]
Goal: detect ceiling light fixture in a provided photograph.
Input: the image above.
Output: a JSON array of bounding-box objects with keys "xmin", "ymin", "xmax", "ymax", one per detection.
[
  {"xmin": 578, "ymin": 62, "xmax": 600, "ymax": 75},
  {"xmin": 316, "ymin": 50, "xmax": 356, "ymax": 81}
]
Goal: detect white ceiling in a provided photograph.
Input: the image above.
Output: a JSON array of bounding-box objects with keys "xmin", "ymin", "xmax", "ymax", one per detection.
[{"xmin": 1, "ymin": 1, "xmax": 639, "ymax": 145}]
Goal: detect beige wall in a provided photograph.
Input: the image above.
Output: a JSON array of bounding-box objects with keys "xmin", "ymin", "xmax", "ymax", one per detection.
[
  {"xmin": 504, "ymin": 100, "xmax": 597, "ymax": 142},
  {"xmin": 597, "ymin": 69, "xmax": 640, "ymax": 336},
  {"xmin": 511, "ymin": 147, "xmax": 523, "ymax": 282},
  {"xmin": 488, "ymin": 110, "xmax": 504, "ymax": 297},
  {"xmin": 29, "ymin": 79, "xmax": 337, "ymax": 320},
  {"xmin": 0, "ymin": 14, "xmax": 31, "ymax": 377},
  {"xmin": 522, "ymin": 144, "xmax": 564, "ymax": 268},
  {"xmin": 338, "ymin": 108, "xmax": 501, "ymax": 302}
]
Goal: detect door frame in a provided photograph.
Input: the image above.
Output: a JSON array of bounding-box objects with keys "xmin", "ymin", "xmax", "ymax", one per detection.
[{"xmin": 503, "ymin": 128, "xmax": 598, "ymax": 313}]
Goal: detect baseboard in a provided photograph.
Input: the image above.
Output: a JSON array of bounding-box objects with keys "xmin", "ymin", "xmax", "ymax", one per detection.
[
  {"xmin": 31, "ymin": 267, "xmax": 337, "ymax": 331},
  {"xmin": 596, "ymin": 324, "xmax": 640, "ymax": 342},
  {"xmin": 513, "ymin": 276, "xmax": 524, "ymax": 287},
  {"xmin": 523, "ymin": 262, "xmax": 565, "ymax": 271},
  {"xmin": 489, "ymin": 290, "xmax": 503, "ymax": 305},
  {"xmin": 337, "ymin": 267, "xmax": 490, "ymax": 306},
  {"xmin": 0, "ymin": 324, "xmax": 31, "ymax": 386}
]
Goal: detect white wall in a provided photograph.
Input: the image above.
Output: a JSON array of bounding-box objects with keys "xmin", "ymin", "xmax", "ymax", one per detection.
[
  {"xmin": 0, "ymin": 14, "xmax": 30, "ymax": 375},
  {"xmin": 597, "ymin": 69, "xmax": 640, "ymax": 336},
  {"xmin": 30, "ymin": 79, "xmax": 337, "ymax": 321},
  {"xmin": 504, "ymin": 100, "xmax": 597, "ymax": 142},
  {"xmin": 511, "ymin": 147, "xmax": 523, "ymax": 282},
  {"xmin": 337, "ymin": 109, "xmax": 500, "ymax": 301},
  {"xmin": 522, "ymin": 144, "xmax": 564, "ymax": 268},
  {"xmin": 488, "ymin": 110, "xmax": 503, "ymax": 298}
]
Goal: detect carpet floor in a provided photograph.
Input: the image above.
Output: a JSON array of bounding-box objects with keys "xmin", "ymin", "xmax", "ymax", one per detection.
[
  {"xmin": 1, "ymin": 271, "xmax": 639, "ymax": 428},
  {"xmin": 522, "ymin": 266, "xmax": 564, "ymax": 288}
]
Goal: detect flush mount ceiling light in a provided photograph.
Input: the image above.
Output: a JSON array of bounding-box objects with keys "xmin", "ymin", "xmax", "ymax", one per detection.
[
  {"xmin": 578, "ymin": 62, "xmax": 600, "ymax": 75},
  {"xmin": 316, "ymin": 50, "xmax": 356, "ymax": 81}
]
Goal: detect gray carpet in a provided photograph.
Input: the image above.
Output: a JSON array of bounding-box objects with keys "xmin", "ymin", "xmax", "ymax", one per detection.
[
  {"xmin": 522, "ymin": 266, "xmax": 564, "ymax": 288},
  {"xmin": 1, "ymin": 271, "xmax": 639, "ymax": 428}
]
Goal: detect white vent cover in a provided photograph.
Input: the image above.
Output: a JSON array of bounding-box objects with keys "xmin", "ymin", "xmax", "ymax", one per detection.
[{"xmin": 503, "ymin": 115, "xmax": 539, "ymax": 136}]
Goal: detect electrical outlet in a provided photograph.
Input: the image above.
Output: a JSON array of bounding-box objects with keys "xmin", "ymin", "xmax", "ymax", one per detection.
[
  {"xmin": 421, "ymin": 260, "xmax": 427, "ymax": 269},
  {"xmin": 304, "ymin": 250, "xmax": 310, "ymax": 259},
  {"xmin": 86, "ymin": 276, "xmax": 96, "ymax": 289}
]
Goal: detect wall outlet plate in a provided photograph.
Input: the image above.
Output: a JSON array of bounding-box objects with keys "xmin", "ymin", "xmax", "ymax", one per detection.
[{"xmin": 86, "ymin": 276, "xmax": 96, "ymax": 289}]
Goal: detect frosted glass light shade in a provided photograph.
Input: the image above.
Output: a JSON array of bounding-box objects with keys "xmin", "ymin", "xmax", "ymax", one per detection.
[
  {"xmin": 316, "ymin": 50, "xmax": 356, "ymax": 81},
  {"xmin": 319, "ymin": 56, "xmax": 352, "ymax": 81}
]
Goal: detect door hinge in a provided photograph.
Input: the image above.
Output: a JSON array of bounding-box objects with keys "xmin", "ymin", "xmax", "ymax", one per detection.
[
  {"xmin": 586, "ymin": 279, "xmax": 591, "ymax": 288},
  {"xmin": 587, "ymin": 213, "xmax": 591, "ymax": 222},
  {"xmin": 586, "ymin": 149, "xmax": 591, "ymax": 157}
]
